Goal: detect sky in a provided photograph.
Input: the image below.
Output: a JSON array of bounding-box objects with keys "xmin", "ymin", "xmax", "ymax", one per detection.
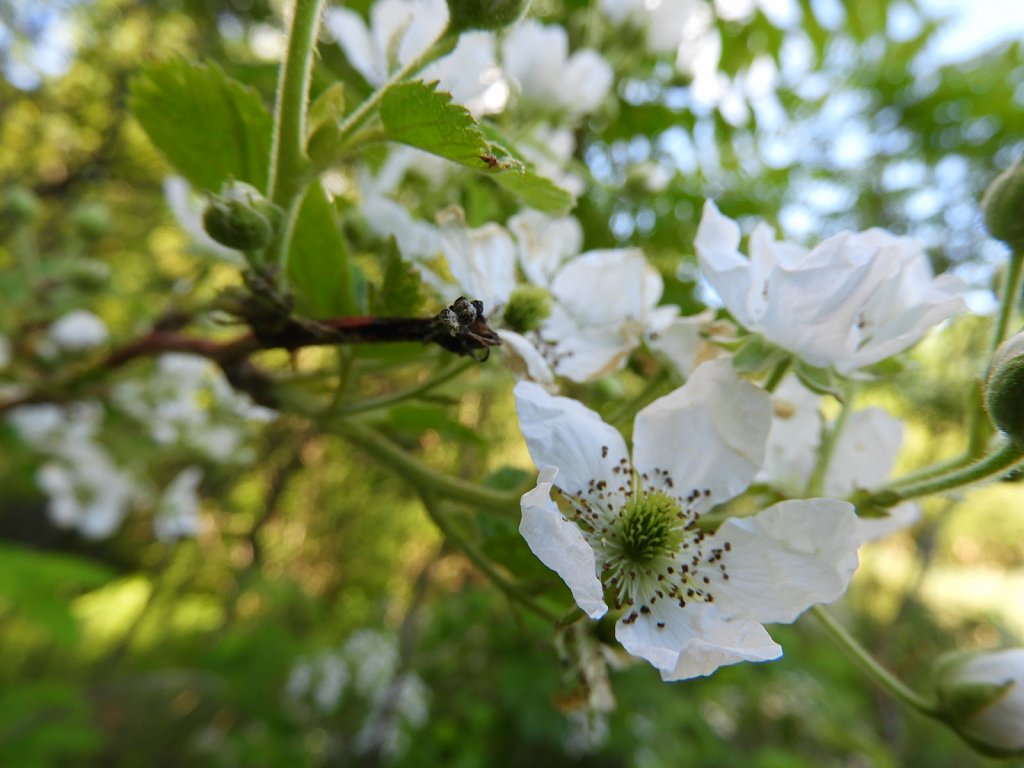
[{"xmin": 920, "ymin": 0, "xmax": 1024, "ymax": 62}]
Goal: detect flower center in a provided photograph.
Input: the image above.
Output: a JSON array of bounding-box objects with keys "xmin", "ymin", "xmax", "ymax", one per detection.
[{"xmin": 616, "ymin": 490, "xmax": 685, "ymax": 565}]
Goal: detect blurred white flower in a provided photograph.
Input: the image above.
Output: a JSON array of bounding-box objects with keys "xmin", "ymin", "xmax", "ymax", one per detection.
[
  {"xmin": 0, "ymin": 333, "xmax": 11, "ymax": 369},
  {"xmin": 48, "ymin": 310, "xmax": 108, "ymax": 352},
  {"xmin": 325, "ymin": 0, "xmax": 505, "ymax": 113},
  {"xmin": 758, "ymin": 376, "xmax": 920, "ymax": 540},
  {"xmin": 36, "ymin": 445, "xmax": 137, "ymax": 539},
  {"xmin": 515, "ymin": 359, "xmax": 860, "ymax": 679},
  {"xmin": 286, "ymin": 651, "xmax": 351, "ymax": 714},
  {"xmin": 153, "ymin": 467, "xmax": 204, "ymax": 542},
  {"xmin": 696, "ymin": 200, "xmax": 967, "ymax": 374},
  {"xmin": 502, "ymin": 20, "xmax": 613, "ymax": 118},
  {"xmin": 936, "ymin": 648, "xmax": 1024, "ymax": 756}
]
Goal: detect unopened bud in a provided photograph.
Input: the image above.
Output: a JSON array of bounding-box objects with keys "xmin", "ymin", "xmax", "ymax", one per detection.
[
  {"xmin": 446, "ymin": 0, "xmax": 532, "ymax": 32},
  {"xmin": 985, "ymin": 331, "xmax": 1024, "ymax": 446},
  {"xmin": 2, "ymin": 185, "xmax": 41, "ymax": 222},
  {"xmin": 72, "ymin": 202, "xmax": 112, "ymax": 240},
  {"xmin": 502, "ymin": 285, "xmax": 551, "ymax": 333},
  {"xmin": 934, "ymin": 649, "xmax": 1024, "ymax": 757},
  {"xmin": 202, "ymin": 183, "xmax": 280, "ymax": 252},
  {"xmin": 982, "ymin": 162, "xmax": 1024, "ymax": 250}
]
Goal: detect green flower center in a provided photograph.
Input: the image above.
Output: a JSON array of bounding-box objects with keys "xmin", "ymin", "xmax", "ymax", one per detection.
[{"xmin": 616, "ymin": 490, "xmax": 686, "ymax": 565}]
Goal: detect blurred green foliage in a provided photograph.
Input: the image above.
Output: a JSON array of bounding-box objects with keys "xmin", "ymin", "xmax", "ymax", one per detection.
[{"xmin": 1, "ymin": 0, "xmax": 1023, "ymax": 766}]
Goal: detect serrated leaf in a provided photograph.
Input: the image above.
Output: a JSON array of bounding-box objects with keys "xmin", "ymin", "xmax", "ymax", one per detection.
[
  {"xmin": 379, "ymin": 81, "xmax": 575, "ymax": 214},
  {"xmin": 130, "ymin": 60, "xmax": 272, "ymax": 192},
  {"xmin": 287, "ymin": 184, "xmax": 358, "ymax": 317}
]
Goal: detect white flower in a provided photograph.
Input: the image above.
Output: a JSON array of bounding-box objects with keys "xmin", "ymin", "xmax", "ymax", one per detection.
[
  {"xmin": 508, "ymin": 209, "xmax": 582, "ymax": 287},
  {"xmin": 759, "ymin": 377, "xmax": 920, "ymax": 540},
  {"xmin": 36, "ymin": 444, "xmax": 137, "ymax": 539},
  {"xmin": 501, "ymin": 20, "xmax": 612, "ymax": 118},
  {"xmin": 325, "ymin": 0, "xmax": 505, "ymax": 113},
  {"xmin": 645, "ymin": 308, "xmax": 722, "ymax": 378},
  {"xmin": 514, "ymin": 359, "xmax": 860, "ymax": 680},
  {"xmin": 695, "ymin": 200, "xmax": 967, "ymax": 374},
  {"xmin": 286, "ymin": 652, "xmax": 351, "ymax": 714},
  {"xmin": 937, "ymin": 648, "xmax": 1024, "ymax": 755},
  {"xmin": 540, "ymin": 248, "xmax": 665, "ymax": 381},
  {"xmin": 48, "ymin": 310, "xmax": 108, "ymax": 352},
  {"xmin": 153, "ymin": 467, "xmax": 203, "ymax": 542},
  {"xmin": 600, "ymin": 0, "xmax": 707, "ymax": 56}
]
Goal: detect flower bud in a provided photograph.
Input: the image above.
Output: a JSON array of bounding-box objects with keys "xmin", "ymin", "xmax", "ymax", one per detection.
[
  {"xmin": 982, "ymin": 162, "xmax": 1024, "ymax": 250},
  {"xmin": 985, "ymin": 331, "xmax": 1024, "ymax": 446},
  {"xmin": 2, "ymin": 185, "xmax": 41, "ymax": 222},
  {"xmin": 446, "ymin": 0, "xmax": 532, "ymax": 32},
  {"xmin": 201, "ymin": 183, "xmax": 280, "ymax": 252},
  {"xmin": 934, "ymin": 649, "xmax": 1024, "ymax": 757},
  {"xmin": 71, "ymin": 202, "xmax": 112, "ymax": 240},
  {"xmin": 48, "ymin": 310, "xmax": 109, "ymax": 352},
  {"xmin": 502, "ymin": 285, "xmax": 551, "ymax": 333}
]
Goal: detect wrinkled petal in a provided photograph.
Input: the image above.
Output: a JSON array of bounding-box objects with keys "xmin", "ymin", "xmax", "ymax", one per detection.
[
  {"xmin": 509, "ymin": 210, "xmax": 582, "ymax": 286},
  {"xmin": 633, "ymin": 358, "xmax": 770, "ymax": 507},
  {"xmin": 646, "ymin": 309, "xmax": 717, "ymax": 377},
  {"xmin": 514, "ymin": 381, "xmax": 629, "ymax": 497},
  {"xmin": 616, "ymin": 601, "xmax": 781, "ymax": 680},
  {"xmin": 695, "ymin": 201, "xmax": 755, "ymax": 328},
  {"xmin": 521, "ymin": 467, "xmax": 608, "ymax": 619},
  {"xmin": 439, "ymin": 210, "xmax": 516, "ymax": 310},
  {"xmin": 498, "ymin": 330, "xmax": 554, "ymax": 386},
  {"xmin": 704, "ymin": 498, "xmax": 860, "ymax": 624}
]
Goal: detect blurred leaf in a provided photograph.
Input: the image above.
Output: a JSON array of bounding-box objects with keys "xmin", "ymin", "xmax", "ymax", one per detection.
[
  {"xmin": 130, "ymin": 60, "xmax": 272, "ymax": 192},
  {"xmin": 0, "ymin": 543, "xmax": 113, "ymax": 647},
  {"xmin": 287, "ymin": 183, "xmax": 358, "ymax": 317},
  {"xmin": 372, "ymin": 237, "xmax": 424, "ymax": 317},
  {"xmin": 380, "ymin": 81, "xmax": 575, "ymax": 214},
  {"xmin": 0, "ymin": 682, "xmax": 101, "ymax": 766},
  {"xmin": 387, "ymin": 404, "xmax": 485, "ymax": 446}
]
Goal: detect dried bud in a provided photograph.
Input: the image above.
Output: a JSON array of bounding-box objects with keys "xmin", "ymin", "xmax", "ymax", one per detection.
[
  {"xmin": 502, "ymin": 285, "xmax": 551, "ymax": 333},
  {"xmin": 446, "ymin": 0, "xmax": 532, "ymax": 32},
  {"xmin": 985, "ymin": 331, "xmax": 1024, "ymax": 446},
  {"xmin": 982, "ymin": 162, "xmax": 1024, "ymax": 250},
  {"xmin": 934, "ymin": 649, "xmax": 1024, "ymax": 757},
  {"xmin": 202, "ymin": 183, "xmax": 280, "ymax": 252}
]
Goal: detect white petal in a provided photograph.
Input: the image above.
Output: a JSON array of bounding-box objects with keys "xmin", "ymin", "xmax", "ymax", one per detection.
[
  {"xmin": 439, "ymin": 210, "xmax": 516, "ymax": 310},
  {"xmin": 497, "ymin": 330, "xmax": 554, "ymax": 385},
  {"xmin": 323, "ymin": 8, "xmax": 386, "ymax": 85},
  {"xmin": 544, "ymin": 304, "xmax": 639, "ymax": 382},
  {"xmin": 563, "ymin": 49, "xmax": 613, "ymax": 115},
  {"xmin": 508, "ymin": 210, "xmax": 582, "ymax": 286},
  {"xmin": 646, "ymin": 309, "xmax": 717, "ymax": 377},
  {"xmin": 551, "ymin": 249, "xmax": 659, "ymax": 327},
  {"xmin": 757, "ymin": 375, "xmax": 822, "ymax": 494},
  {"xmin": 695, "ymin": 201, "xmax": 754, "ymax": 328},
  {"xmin": 705, "ymin": 498, "xmax": 860, "ymax": 624},
  {"xmin": 824, "ymin": 407, "xmax": 903, "ymax": 497},
  {"xmin": 520, "ymin": 467, "xmax": 608, "ymax": 619},
  {"xmin": 513, "ymin": 381, "xmax": 629, "ymax": 496},
  {"xmin": 856, "ymin": 502, "xmax": 920, "ymax": 542},
  {"xmin": 615, "ymin": 601, "xmax": 781, "ymax": 679},
  {"xmin": 633, "ymin": 358, "xmax": 770, "ymax": 506}
]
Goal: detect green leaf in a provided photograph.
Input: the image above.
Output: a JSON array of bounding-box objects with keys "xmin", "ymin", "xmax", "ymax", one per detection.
[
  {"xmin": 287, "ymin": 183, "xmax": 358, "ymax": 317},
  {"xmin": 732, "ymin": 335, "xmax": 785, "ymax": 373},
  {"xmin": 795, "ymin": 360, "xmax": 845, "ymax": 400},
  {"xmin": 373, "ymin": 237, "xmax": 424, "ymax": 317},
  {"xmin": 130, "ymin": 60, "xmax": 272, "ymax": 192},
  {"xmin": 379, "ymin": 81, "xmax": 575, "ymax": 214}
]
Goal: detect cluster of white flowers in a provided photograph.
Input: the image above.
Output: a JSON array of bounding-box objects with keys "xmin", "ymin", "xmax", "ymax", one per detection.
[{"xmin": 285, "ymin": 629, "xmax": 430, "ymax": 760}]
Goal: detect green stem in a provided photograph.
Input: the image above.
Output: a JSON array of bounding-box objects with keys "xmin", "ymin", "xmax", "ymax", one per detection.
[
  {"xmin": 763, "ymin": 357, "xmax": 791, "ymax": 393},
  {"xmin": 877, "ymin": 439, "xmax": 1024, "ymax": 503},
  {"xmin": 339, "ymin": 359, "xmax": 475, "ymax": 414},
  {"xmin": 989, "ymin": 248, "xmax": 1024, "ymax": 362},
  {"xmin": 335, "ymin": 29, "xmax": 458, "ymax": 148},
  {"xmin": 333, "ymin": 418, "xmax": 522, "ymax": 511},
  {"xmin": 267, "ymin": 0, "xmax": 325, "ymax": 277},
  {"xmin": 805, "ymin": 391, "xmax": 851, "ymax": 497},
  {"xmin": 811, "ymin": 606, "xmax": 941, "ymax": 717},
  {"xmin": 420, "ymin": 491, "xmax": 559, "ymax": 623},
  {"xmin": 607, "ymin": 366, "xmax": 671, "ymax": 428}
]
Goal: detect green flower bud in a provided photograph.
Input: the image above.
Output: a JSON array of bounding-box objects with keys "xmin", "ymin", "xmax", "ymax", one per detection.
[
  {"xmin": 201, "ymin": 183, "xmax": 280, "ymax": 252},
  {"xmin": 2, "ymin": 185, "xmax": 41, "ymax": 222},
  {"xmin": 446, "ymin": 0, "xmax": 532, "ymax": 32},
  {"xmin": 982, "ymin": 162, "xmax": 1024, "ymax": 250},
  {"xmin": 502, "ymin": 285, "xmax": 551, "ymax": 333},
  {"xmin": 934, "ymin": 649, "xmax": 1024, "ymax": 757},
  {"xmin": 985, "ymin": 331, "xmax": 1024, "ymax": 446},
  {"xmin": 72, "ymin": 202, "xmax": 112, "ymax": 240}
]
